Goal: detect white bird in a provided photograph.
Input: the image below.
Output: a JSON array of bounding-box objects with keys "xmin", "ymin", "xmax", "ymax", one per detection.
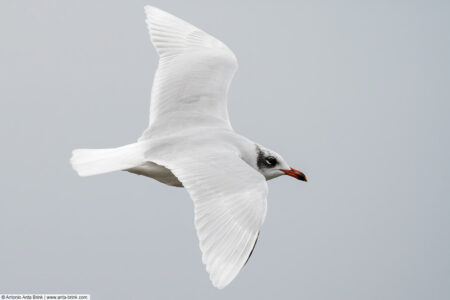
[{"xmin": 70, "ymin": 6, "xmax": 307, "ymax": 289}]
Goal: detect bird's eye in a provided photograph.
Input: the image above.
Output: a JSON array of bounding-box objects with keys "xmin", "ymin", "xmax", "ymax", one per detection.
[{"xmin": 264, "ymin": 156, "xmax": 277, "ymax": 167}]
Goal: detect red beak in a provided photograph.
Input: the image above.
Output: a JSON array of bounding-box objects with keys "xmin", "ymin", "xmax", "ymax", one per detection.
[{"xmin": 281, "ymin": 168, "xmax": 307, "ymax": 182}]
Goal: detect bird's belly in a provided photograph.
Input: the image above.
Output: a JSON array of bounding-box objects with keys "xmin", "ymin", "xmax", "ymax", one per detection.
[{"xmin": 126, "ymin": 161, "xmax": 183, "ymax": 187}]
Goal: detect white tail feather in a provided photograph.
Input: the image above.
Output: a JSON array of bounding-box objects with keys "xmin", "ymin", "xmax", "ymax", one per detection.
[{"xmin": 70, "ymin": 143, "xmax": 145, "ymax": 177}]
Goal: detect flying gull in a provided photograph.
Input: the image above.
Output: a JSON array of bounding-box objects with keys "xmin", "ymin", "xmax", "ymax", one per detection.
[{"xmin": 71, "ymin": 6, "xmax": 307, "ymax": 289}]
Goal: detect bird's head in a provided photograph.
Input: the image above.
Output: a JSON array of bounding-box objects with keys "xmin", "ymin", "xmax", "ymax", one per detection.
[{"xmin": 255, "ymin": 145, "xmax": 307, "ymax": 182}]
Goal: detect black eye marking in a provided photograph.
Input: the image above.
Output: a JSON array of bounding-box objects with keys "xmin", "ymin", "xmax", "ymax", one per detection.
[
  {"xmin": 264, "ymin": 156, "xmax": 277, "ymax": 168},
  {"xmin": 256, "ymin": 145, "xmax": 278, "ymax": 169}
]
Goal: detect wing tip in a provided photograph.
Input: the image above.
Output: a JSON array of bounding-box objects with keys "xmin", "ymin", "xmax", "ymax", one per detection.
[
  {"xmin": 144, "ymin": 5, "xmax": 168, "ymax": 28},
  {"xmin": 144, "ymin": 5, "xmax": 176, "ymax": 24},
  {"xmin": 211, "ymin": 273, "xmax": 234, "ymax": 290},
  {"xmin": 144, "ymin": 5, "xmax": 160, "ymax": 15},
  {"xmin": 203, "ymin": 231, "xmax": 261, "ymax": 289},
  {"xmin": 143, "ymin": 5, "xmax": 238, "ymax": 64},
  {"xmin": 212, "ymin": 281, "xmax": 228, "ymax": 290}
]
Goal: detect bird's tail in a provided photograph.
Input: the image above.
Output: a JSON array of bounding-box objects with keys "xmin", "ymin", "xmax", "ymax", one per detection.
[{"xmin": 70, "ymin": 143, "xmax": 145, "ymax": 177}]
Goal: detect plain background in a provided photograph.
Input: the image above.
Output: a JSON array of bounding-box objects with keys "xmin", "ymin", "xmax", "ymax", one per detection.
[{"xmin": 1, "ymin": 1, "xmax": 449, "ymax": 299}]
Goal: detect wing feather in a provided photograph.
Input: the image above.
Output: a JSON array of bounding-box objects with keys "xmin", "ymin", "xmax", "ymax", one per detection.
[
  {"xmin": 139, "ymin": 6, "xmax": 238, "ymax": 140},
  {"xmin": 150, "ymin": 151, "xmax": 267, "ymax": 289}
]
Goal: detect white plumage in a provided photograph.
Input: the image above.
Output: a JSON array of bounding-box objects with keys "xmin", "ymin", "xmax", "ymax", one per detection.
[
  {"xmin": 140, "ymin": 6, "xmax": 237, "ymax": 138},
  {"xmin": 71, "ymin": 6, "xmax": 306, "ymax": 289}
]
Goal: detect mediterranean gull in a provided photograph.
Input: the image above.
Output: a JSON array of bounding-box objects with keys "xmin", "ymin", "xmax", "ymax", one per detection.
[{"xmin": 70, "ymin": 6, "xmax": 307, "ymax": 289}]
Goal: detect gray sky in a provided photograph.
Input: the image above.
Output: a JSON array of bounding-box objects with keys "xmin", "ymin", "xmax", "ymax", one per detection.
[{"xmin": 1, "ymin": 0, "xmax": 449, "ymax": 299}]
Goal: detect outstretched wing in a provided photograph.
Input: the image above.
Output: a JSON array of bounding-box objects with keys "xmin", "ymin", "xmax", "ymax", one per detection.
[
  {"xmin": 149, "ymin": 149, "xmax": 268, "ymax": 289},
  {"xmin": 139, "ymin": 6, "xmax": 238, "ymax": 140}
]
